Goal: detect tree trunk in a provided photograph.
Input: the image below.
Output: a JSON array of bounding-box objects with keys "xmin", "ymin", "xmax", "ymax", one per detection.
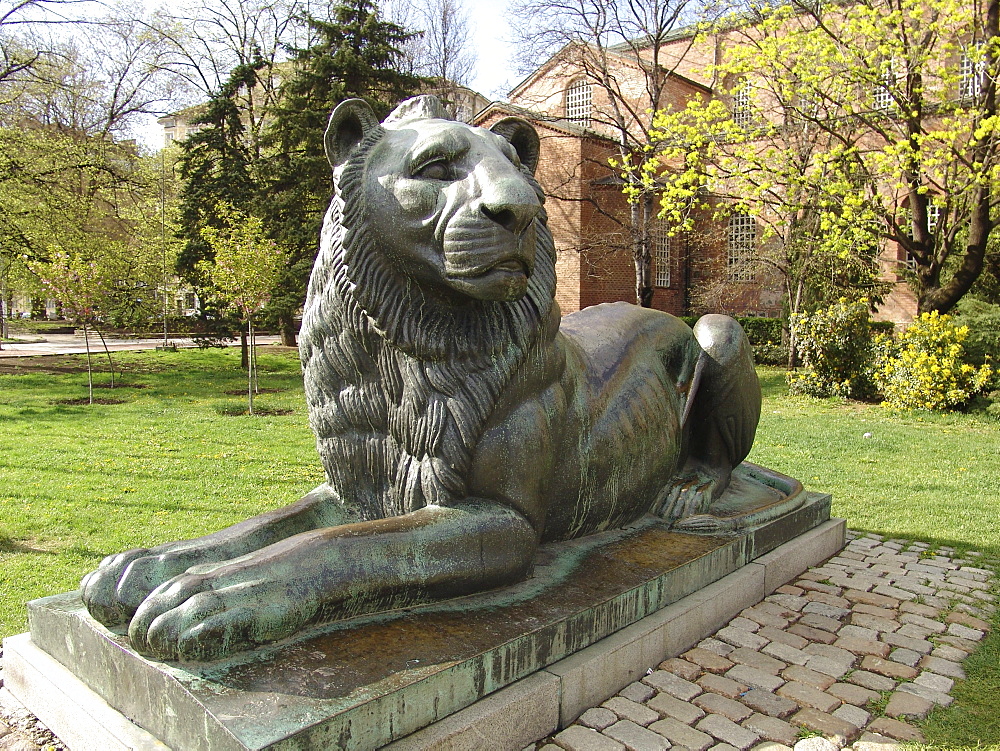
[
  {"xmin": 919, "ymin": 185, "xmax": 990, "ymax": 314},
  {"xmin": 247, "ymin": 318, "xmax": 255, "ymax": 416},
  {"xmin": 918, "ymin": 0, "xmax": 997, "ymax": 313},
  {"xmin": 83, "ymin": 323, "xmax": 94, "ymax": 404},
  {"xmin": 95, "ymin": 328, "xmax": 116, "ymax": 388},
  {"xmin": 786, "ymin": 278, "xmax": 804, "ymax": 370},
  {"xmin": 277, "ymin": 309, "xmax": 297, "ymax": 347},
  {"xmin": 633, "ymin": 196, "xmax": 654, "ymax": 308}
]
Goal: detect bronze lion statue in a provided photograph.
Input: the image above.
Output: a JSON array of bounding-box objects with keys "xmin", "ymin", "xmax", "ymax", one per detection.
[{"xmin": 81, "ymin": 96, "xmax": 787, "ymax": 662}]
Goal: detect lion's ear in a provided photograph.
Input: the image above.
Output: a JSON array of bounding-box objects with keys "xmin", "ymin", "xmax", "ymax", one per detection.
[
  {"xmin": 325, "ymin": 99, "xmax": 380, "ymax": 167},
  {"xmin": 490, "ymin": 117, "xmax": 540, "ymax": 176}
]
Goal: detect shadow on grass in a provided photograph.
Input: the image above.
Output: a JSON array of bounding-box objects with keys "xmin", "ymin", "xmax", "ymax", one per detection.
[
  {"xmin": 0, "ymin": 538, "xmax": 57, "ymax": 555},
  {"xmin": 757, "ymin": 367, "xmax": 789, "ymax": 399},
  {"xmin": 65, "ymin": 543, "xmax": 118, "ymax": 561}
]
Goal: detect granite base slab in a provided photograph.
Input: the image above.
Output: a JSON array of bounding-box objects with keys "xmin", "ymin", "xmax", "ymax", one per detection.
[{"xmin": 5, "ymin": 490, "xmax": 833, "ymax": 751}]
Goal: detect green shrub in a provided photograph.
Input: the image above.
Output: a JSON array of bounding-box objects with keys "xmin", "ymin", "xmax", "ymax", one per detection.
[
  {"xmin": 749, "ymin": 339, "xmax": 789, "ymax": 366},
  {"xmin": 787, "ymin": 298, "xmax": 875, "ymax": 399},
  {"xmin": 735, "ymin": 316, "xmax": 783, "ymax": 345},
  {"xmin": 953, "ymin": 298, "xmax": 1000, "ymax": 371},
  {"xmin": 682, "ymin": 315, "xmax": 787, "ymax": 365},
  {"xmin": 873, "ymin": 311, "xmax": 993, "ymax": 411}
]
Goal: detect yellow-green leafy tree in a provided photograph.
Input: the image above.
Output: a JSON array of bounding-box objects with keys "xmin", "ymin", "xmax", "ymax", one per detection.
[
  {"xmin": 28, "ymin": 248, "xmax": 114, "ymax": 403},
  {"xmin": 630, "ymin": 0, "xmax": 999, "ymax": 319},
  {"xmin": 198, "ymin": 203, "xmax": 286, "ymax": 415}
]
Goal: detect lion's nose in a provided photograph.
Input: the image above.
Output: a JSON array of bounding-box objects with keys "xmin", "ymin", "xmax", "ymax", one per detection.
[
  {"xmin": 480, "ymin": 180, "xmax": 540, "ymax": 235},
  {"xmin": 481, "ymin": 202, "xmax": 538, "ymax": 235}
]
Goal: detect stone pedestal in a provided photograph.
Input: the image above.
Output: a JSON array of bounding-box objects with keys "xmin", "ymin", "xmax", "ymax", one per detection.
[{"xmin": 4, "ymin": 488, "xmax": 842, "ymax": 751}]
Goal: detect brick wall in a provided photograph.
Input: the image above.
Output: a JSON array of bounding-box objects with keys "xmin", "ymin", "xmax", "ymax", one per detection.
[{"xmin": 875, "ymin": 240, "xmax": 919, "ymax": 324}]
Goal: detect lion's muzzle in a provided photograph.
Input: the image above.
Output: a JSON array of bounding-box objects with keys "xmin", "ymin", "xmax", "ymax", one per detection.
[{"xmin": 477, "ymin": 173, "xmax": 540, "ymax": 237}]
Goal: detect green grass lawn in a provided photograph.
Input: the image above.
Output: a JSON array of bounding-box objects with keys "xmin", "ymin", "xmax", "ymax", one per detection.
[
  {"xmin": 0, "ymin": 347, "xmax": 324, "ymax": 639},
  {"xmin": 751, "ymin": 368, "xmax": 1000, "ymax": 557},
  {"xmin": 0, "ymin": 353, "xmax": 997, "ymax": 745}
]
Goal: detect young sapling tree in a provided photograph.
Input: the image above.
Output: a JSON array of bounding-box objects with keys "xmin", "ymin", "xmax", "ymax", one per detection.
[{"xmin": 198, "ymin": 204, "xmax": 286, "ymax": 415}]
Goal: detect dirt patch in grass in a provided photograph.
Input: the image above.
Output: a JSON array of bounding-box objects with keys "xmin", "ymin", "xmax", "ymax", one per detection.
[
  {"xmin": 53, "ymin": 397, "xmax": 128, "ymax": 406},
  {"xmin": 215, "ymin": 404, "xmax": 294, "ymax": 417},
  {"xmin": 0, "ymin": 355, "xmax": 95, "ymax": 375},
  {"xmin": 0, "ymin": 537, "xmax": 61, "ymax": 555},
  {"xmin": 223, "ymin": 387, "xmax": 285, "ymax": 395}
]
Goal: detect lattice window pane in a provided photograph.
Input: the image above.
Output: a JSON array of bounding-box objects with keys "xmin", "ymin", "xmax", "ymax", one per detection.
[
  {"xmin": 652, "ymin": 223, "xmax": 671, "ymax": 288},
  {"xmin": 927, "ymin": 203, "xmax": 941, "ymax": 231},
  {"xmin": 960, "ymin": 48, "xmax": 985, "ymax": 100},
  {"xmin": 727, "ymin": 214, "xmax": 756, "ymax": 282},
  {"xmin": 565, "ymin": 79, "xmax": 592, "ymax": 126},
  {"xmin": 874, "ymin": 65, "xmax": 895, "ymax": 110},
  {"xmin": 732, "ymin": 85, "xmax": 752, "ymax": 127}
]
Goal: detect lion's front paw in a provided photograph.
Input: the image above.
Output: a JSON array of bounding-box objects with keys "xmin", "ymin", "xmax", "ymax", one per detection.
[
  {"xmin": 655, "ymin": 462, "xmax": 734, "ymax": 524},
  {"xmin": 656, "ymin": 475, "xmax": 714, "ymax": 522},
  {"xmin": 128, "ymin": 564, "xmax": 320, "ymax": 662},
  {"xmin": 80, "ymin": 548, "xmax": 153, "ymax": 625},
  {"xmin": 81, "ymin": 545, "xmax": 227, "ymax": 627}
]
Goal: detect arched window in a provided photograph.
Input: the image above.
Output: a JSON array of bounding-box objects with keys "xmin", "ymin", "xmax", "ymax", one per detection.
[
  {"xmin": 960, "ymin": 45, "xmax": 985, "ymax": 100},
  {"xmin": 565, "ymin": 78, "xmax": 592, "ymax": 127},
  {"xmin": 732, "ymin": 82, "xmax": 753, "ymax": 127},
  {"xmin": 874, "ymin": 61, "xmax": 896, "ymax": 110}
]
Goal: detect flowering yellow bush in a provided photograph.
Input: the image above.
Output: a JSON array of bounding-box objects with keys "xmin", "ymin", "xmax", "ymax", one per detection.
[{"xmin": 874, "ymin": 311, "xmax": 992, "ymax": 410}]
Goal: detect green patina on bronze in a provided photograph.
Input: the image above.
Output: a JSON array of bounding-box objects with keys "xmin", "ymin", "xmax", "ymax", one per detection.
[
  {"xmin": 78, "ymin": 95, "xmax": 799, "ymax": 663},
  {"xmin": 32, "ymin": 490, "xmax": 830, "ymax": 750}
]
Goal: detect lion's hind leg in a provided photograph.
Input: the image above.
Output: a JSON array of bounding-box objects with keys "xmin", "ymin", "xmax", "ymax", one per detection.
[
  {"xmin": 686, "ymin": 314, "xmax": 761, "ymax": 474},
  {"xmin": 656, "ymin": 315, "xmax": 762, "ymax": 524}
]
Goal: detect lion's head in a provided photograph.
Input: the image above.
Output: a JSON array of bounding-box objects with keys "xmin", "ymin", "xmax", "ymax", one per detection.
[
  {"xmin": 299, "ymin": 96, "xmax": 559, "ymax": 520},
  {"xmin": 335, "ymin": 96, "xmax": 543, "ymax": 304}
]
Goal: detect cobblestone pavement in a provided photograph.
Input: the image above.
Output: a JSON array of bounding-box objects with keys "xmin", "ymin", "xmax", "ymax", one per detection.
[
  {"xmin": 0, "ymin": 532, "xmax": 995, "ymax": 750},
  {"xmin": 529, "ymin": 532, "xmax": 997, "ymax": 751},
  {"xmin": 0, "ymin": 679, "xmax": 65, "ymax": 751}
]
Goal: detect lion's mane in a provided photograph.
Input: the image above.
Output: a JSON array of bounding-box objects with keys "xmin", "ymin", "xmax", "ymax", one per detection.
[{"xmin": 300, "ymin": 121, "xmax": 558, "ymax": 521}]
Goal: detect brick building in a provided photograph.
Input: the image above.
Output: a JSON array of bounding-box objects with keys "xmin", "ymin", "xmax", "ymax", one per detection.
[{"xmin": 476, "ymin": 26, "xmax": 924, "ymax": 323}]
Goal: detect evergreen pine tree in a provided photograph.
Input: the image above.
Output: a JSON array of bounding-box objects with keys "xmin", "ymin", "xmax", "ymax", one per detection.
[
  {"xmin": 174, "ymin": 60, "xmax": 265, "ymax": 363},
  {"xmin": 260, "ymin": 0, "xmax": 423, "ymax": 344},
  {"xmin": 175, "ymin": 60, "xmax": 264, "ymax": 286}
]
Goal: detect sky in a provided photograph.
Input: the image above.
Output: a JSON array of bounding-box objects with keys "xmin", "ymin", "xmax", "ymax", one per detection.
[
  {"xmin": 463, "ymin": 0, "xmax": 521, "ymax": 100},
  {"xmin": 137, "ymin": 0, "xmax": 521, "ymax": 150}
]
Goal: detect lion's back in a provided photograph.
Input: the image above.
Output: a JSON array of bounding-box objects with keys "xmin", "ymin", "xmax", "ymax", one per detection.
[{"xmin": 559, "ymin": 302, "xmax": 696, "ymax": 381}]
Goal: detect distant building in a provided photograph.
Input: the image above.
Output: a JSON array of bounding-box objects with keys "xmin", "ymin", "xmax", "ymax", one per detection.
[
  {"xmin": 420, "ymin": 81, "xmax": 490, "ymax": 123},
  {"xmin": 157, "ymin": 104, "xmax": 207, "ymax": 149}
]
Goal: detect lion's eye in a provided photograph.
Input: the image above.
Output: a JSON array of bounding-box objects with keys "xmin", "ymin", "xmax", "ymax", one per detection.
[{"xmin": 414, "ymin": 160, "xmax": 452, "ymax": 180}]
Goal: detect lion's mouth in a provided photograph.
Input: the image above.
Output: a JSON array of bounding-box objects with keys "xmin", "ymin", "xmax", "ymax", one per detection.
[
  {"xmin": 490, "ymin": 259, "xmax": 528, "ymax": 274},
  {"xmin": 445, "ymin": 251, "xmax": 532, "ymax": 279}
]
